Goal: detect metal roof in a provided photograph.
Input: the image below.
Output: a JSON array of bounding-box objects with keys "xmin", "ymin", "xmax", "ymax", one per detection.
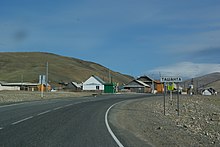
[
  {"xmin": 1, "ymin": 82, "xmax": 39, "ymax": 86},
  {"xmin": 135, "ymin": 80, "xmax": 150, "ymax": 87},
  {"xmin": 92, "ymin": 75, "xmax": 106, "ymax": 84},
  {"xmin": 124, "ymin": 80, "xmax": 150, "ymax": 88},
  {"xmin": 71, "ymin": 82, "xmax": 81, "ymax": 88}
]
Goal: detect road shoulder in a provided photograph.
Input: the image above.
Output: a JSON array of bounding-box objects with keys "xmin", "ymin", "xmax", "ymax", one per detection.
[{"xmin": 109, "ymin": 95, "xmax": 220, "ymax": 147}]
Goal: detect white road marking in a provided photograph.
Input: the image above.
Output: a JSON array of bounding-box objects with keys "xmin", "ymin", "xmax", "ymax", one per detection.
[
  {"xmin": 64, "ymin": 104, "xmax": 73, "ymax": 107},
  {"xmin": 0, "ymin": 102, "xmax": 27, "ymax": 108},
  {"xmin": 12, "ymin": 116, "xmax": 34, "ymax": 125},
  {"xmin": 105, "ymin": 101, "xmax": 125, "ymax": 147},
  {"xmin": 37, "ymin": 110, "xmax": 51, "ymax": 116},
  {"xmin": 53, "ymin": 106, "xmax": 63, "ymax": 110},
  {"xmin": 3, "ymin": 100, "xmax": 89, "ymax": 127}
]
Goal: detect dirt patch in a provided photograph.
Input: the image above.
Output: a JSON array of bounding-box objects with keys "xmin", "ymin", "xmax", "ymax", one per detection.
[
  {"xmin": 0, "ymin": 91, "xmax": 93, "ymax": 104},
  {"xmin": 110, "ymin": 95, "xmax": 220, "ymax": 147}
]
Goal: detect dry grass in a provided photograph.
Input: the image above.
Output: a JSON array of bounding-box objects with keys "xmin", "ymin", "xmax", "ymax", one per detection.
[
  {"xmin": 0, "ymin": 91, "xmax": 93, "ymax": 104},
  {"xmin": 0, "ymin": 52, "xmax": 132, "ymax": 85}
]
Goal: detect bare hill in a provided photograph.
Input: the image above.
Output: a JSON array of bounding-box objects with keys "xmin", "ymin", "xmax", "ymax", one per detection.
[
  {"xmin": 0, "ymin": 52, "xmax": 133, "ymax": 85},
  {"xmin": 182, "ymin": 72, "xmax": 220, "ymax": 92},
  {"xmin": 205, "ymin": 80, "xmax": 220, "ymax": 92}
]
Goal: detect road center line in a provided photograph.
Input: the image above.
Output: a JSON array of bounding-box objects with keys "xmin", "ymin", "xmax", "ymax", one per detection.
[
  {"xmin": 37, "ymin": 110, "xmax": 51, "ymax": 116},
  {"xmin": 12, "ymin": 116, "xmax": 33, "ymax": 125},
  {"xmin": 105, "ymin": 101, "xmax": 125, "ymax": 147},
  {"xmin": 0, "ymin": 127, "xmax": 3, "ymax": 130},
  {"xmin": 0, "ymin": 102, "xmax": 27, "ymax": 108},
  {"xmin": 53, "ymin": 106, "xmax": 63, "ymax": 110},
  {"xmin": 64, "ymin": 104, "xmax": 73, "ymax": 107}
]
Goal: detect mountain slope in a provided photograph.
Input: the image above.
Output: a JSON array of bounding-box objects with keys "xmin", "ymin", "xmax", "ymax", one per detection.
[
  {"xmin": 182, "ymin": 72, "xmax": 220, "ymax": 92},
  {"xmin": 0, "ymin": 52, "xmax": 133, "ymax": 85},
  {"xmin": 205, "ymin": 80, "xmax": 220, "ymax": 92}
]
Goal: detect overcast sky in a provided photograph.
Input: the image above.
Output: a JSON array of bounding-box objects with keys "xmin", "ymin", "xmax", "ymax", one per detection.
[{"xmin": 0, "ymin": 0, "xmax": 220, "ymax": 79}]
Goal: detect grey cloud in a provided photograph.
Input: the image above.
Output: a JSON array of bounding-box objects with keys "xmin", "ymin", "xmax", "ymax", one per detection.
[
  {"xmin": 149, "ymin": 62, "xmax": 220, "ymax": 79},
  {"xmin": 189, "ymin": 47, "xmax": 220, "ymax": 63}
]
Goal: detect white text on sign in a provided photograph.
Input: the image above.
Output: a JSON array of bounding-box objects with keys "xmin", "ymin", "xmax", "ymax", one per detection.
[{"xmin": 160, "ymin": 77, "xmax": 182, "ymax": 83}]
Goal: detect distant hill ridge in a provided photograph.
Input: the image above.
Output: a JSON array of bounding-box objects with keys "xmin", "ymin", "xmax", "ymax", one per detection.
[
  {"xmin": 0, "ymin": 52, "xmax": 133, "ymax": 85},
  {"xmin": 182, "ymin": 72, "xmax": 220, "ymax": 92}
]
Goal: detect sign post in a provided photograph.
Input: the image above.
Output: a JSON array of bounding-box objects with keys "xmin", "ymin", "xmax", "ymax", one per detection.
[
  {"xmin": 168, "ymin": 83, "xmax": 174, "ymax": 101},
  {"xmin": 160, "ymin": 76, "xmax": 182, "ymax": 116},
  {"xmin": 177, "ymin": 83, "xmax": 180, "ymax": 116},
  {"xmin": 39, "ymin": 75, "xmax": 46, "ymax": 98},
  {"xmin": 163, "ymin": 83, "xmax": 166, "ymax": 115}
]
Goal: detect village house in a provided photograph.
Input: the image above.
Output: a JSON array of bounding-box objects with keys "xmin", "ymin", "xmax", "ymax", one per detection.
[
  {"xmin": 82, "ymin": 75, "xmax": 106, "ymax": 91},
  {"xmin": 202, "ymin": 88, "xmax": 217, "ymax": 95},
  {"xmin": 63, "ymin": 82, "xmax": 82, "ymax": 92},
  {"xmin": 0, "ymin": 81, "xmax": 53, "ymax": 92},
  {"xmin": 137, "ymin": 75, "xmax": 164, "ymax": 93},
  {"xmin": 0, "ymin": 82, "xmax": 39, "ymax": 91},
  {"xmin": 0, "ymin": 82, "xmax": 20, "ymax": 91},
  {"xmin": 123, "ymin": 80, "xmax": 151, "ymax": 93}
]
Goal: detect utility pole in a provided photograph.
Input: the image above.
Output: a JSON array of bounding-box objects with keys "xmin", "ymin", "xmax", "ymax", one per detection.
[
  {"xmin": 21, "ymin": 74, "xmax": 24, "ymax": 90},
  {"xmin": 109, "ymin": 69, "xmax": 111, "ymax": 83},
  {"xmin": 21, "ymin": 74, "xmax": 23, "ymax": 83},
  {"xmin": 177, "ymin": 83, "xmax": 180, "ymax": 116},
  {"xmin": 40, "ymin": 75, "xmax": 44, "ymax": 98},
  {"xmin": 163, "ymin": 82, "xmax": 166, "ymax": 115},
  {"xmin": 46, "ymin": 62, "xmax": 49, "ymax": 92},
  {"xmin": 150, "ymin": 74, "xmax": 154, "ymax": 94}
]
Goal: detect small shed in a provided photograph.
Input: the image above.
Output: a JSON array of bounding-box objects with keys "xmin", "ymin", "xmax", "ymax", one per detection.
[
  {"xmin": 64, "ymin": 82, "xmax": 82, "ymax": 92},
  {"xmin": 104, "ymin": 83, "xmax": 116, "ymax": 93},
  {"xmin": 37, "ymin": 84, "xmax": 52, "ymax": 92}
]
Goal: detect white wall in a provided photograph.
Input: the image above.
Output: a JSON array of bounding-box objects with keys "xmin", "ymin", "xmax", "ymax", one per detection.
[
  {"xmin": 83, "ymin": 76, "xmax": 104, "ymax": 91},
  {"xmin": 202, "ymin": 90, "xmax": 212, "ymax": 96},
  {"xmin": 0, "ymin": 85, "xmax": 20, "ymax": 91},
  {"xmin": 83, "ymin": 84, "xmax": 104, "ymax": 91}
]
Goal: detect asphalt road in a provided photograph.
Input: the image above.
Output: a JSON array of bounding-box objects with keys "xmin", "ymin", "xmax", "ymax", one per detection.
[{"xmin": 0, "ymin": 94, "xmax": 149, "ymax": 147}]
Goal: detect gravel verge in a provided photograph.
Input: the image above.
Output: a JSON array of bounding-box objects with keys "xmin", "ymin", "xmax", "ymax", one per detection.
[
  {"xmin": 0, "ymin": 91, "xmax": 93, "ymax": 104},
  {"xmin": 109, "ymin": 95, "xmax": 220, "ymax": 147}
]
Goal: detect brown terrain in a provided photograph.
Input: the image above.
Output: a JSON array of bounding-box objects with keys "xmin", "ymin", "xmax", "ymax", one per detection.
[
  {"xmin": 0, "ymin": 89, "xmax": 220, "ymax": 146},
  {"xmin": 0, "ymin": 91, "xmax": 93, "ymax": 104},
  {"xmin": 1, "ymin": 52, "xmax": 220, "ymax": 146},
  {"xmin": 108, "ymin": 72, "xmax": 220, "ymax": 146},
  {"xmin": 1, "ymin": 91, "xmax": 219, "ymax": 147},
  {"xmin": 0, "ymin": 52, "xmax": 133, "ymax": 85},
  {"xmin": 110, "ymin": 94, "xmax": 220, "ymax": 147}
]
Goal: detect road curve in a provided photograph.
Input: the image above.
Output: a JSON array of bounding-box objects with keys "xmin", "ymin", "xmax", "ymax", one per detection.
[{"xmin": 0, "ymin": 94, "xmax": 149, "ymax": 147}]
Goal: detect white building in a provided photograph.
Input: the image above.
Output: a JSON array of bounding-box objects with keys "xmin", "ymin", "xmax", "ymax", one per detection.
[
  {"xmin": 202, "ymin": 88, "xmax": 217, "ymax": 96},
  {"xmin": 83, "ymin": 75, "xmax": 105, "ymax": 91},
  {"xmin": 202, "ymin": 89, "xmax": 212, "ymax": 96},
  {"xmin": 0, "ymin": 83, "xmax": 20, "ymax": 91}
]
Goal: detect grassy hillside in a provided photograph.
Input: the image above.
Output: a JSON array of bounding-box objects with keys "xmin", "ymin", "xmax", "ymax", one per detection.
[{"xmin": 0, "ymin": 52, "xmax": 133, "ymax": 85}]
